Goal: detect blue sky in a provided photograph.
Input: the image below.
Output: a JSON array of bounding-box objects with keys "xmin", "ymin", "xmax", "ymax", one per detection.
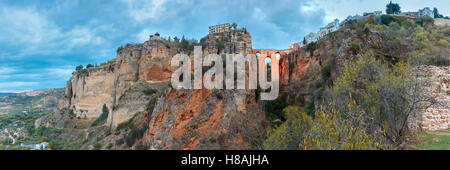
[{"xmin": 0, "ymin": 0, "xmax": 448, "ymax": 92}]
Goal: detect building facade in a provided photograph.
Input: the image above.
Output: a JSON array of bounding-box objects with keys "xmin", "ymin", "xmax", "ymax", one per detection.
[{"xmin": 209, "ymin": 23, "xmax": 231, "ymax": 34}]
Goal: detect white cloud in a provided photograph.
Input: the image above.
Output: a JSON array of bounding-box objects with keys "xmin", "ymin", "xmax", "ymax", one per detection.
[
  {"xmin": 46, "ymin": 66, "xmax": 74, "ymax": 79},
  {"xmin": 0, "ymin": 5, "xmax": 111, "ymax": 58},
  {"xmin": 121, "ymin": 0, "xmax": 168, "ymax": 22},
  {"xmin": 0, "ymin": 67, "xmax": 15, "ymax": 75},
  {"xmin": 132, "ymin": 28, "xmax": 153, "ymax": 43}
]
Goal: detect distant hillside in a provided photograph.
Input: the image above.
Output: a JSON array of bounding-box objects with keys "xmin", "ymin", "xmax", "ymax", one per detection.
[
  {"xmin": 0, "ymin": 93, "xmax": 15, "ymax": 97},
  {"xmin": 0, "ymin": 88, "xmax": 64, "ymax": 115}
]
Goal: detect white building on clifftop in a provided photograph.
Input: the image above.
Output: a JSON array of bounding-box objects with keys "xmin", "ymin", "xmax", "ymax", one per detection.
[{"xmin": 209, "ymin": 23, "xmax": 231, "ymax": 34}]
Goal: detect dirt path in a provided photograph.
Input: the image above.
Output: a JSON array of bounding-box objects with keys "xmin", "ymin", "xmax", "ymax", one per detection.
[{"xmin": 427, "ymin": 129, "xmax": 450, "ymax": 136}]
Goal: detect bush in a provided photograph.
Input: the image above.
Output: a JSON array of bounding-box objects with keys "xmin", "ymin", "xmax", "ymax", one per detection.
[
  {"xmin": 263, "ymin": 106, "xmax": 391, "ymax": 150},
  {"xmin": 146, "ymin": 97, "xmax": 158, "ymax": 113},
  {"xmin": 263, "ymin": 106, "xmax": 313, "ymax": 150},
  {"xmin": 143, "ymin": 88, "xmax": 157, "ymax": 96},
  {"xmin": 349, "ymin": 41, "xmax": 361, "ymax": 54},
  {"xmin": 303, "ymin": 100, "xmax": 315, "ymax": 118},
  {"xmin": 306, "ymin": 42, "xmax": 317, "ymax": 56},
  {"xmin": 325, "ymin": 55, "xmax": 433, "ymax": 146},
  {"xmin": 91, "ymin": 104, "xmax": 109, "ymax": 127},
  {"xmin": 266, "ymin": 93, "xmax": 289, "ymax": 122},
  {"xmin": 93, "ymin": 143, "xmax": 102, "ymax": 150},
  {"xmin": 68, "ymin": 109, "xmax": 76, "ymax": 119},
  {"xmin": 107, "ymin": 143, "xmax": 113, "ymax": 149},
  {"xmin": 75, "ymin": 65, "xmax": 83, "ymax": 71},
  {"xmin": 381, "ymin": 15, "xmax": 396, "ymax": 25}
]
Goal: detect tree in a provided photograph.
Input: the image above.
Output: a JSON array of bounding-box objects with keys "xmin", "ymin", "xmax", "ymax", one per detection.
[
  {"xmin": 86, "ymin": 64, "xmax": 94, "ymax": 68},
  {"xmin": 386, "ymin": 1, "xmax": 401, "ymax": 15},
  {"xmin": 432, "ymin": 8, "xmax": 443, "ymax": 18},
  {"xmin": 75, "ymin": 65, "xmax": 83, "ymax": 71},
  {"xmin": 303, "ymin": 37, "xmax": 307, "ymax": 46},
  {"xmin": 231, "ymin": 22, "xmax": 238, "ymax": 30}
]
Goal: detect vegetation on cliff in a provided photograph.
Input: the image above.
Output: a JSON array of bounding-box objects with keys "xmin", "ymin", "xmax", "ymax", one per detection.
[{"xmin": 264, "ymin": 15, "xmax": 449, "ymax": 149}]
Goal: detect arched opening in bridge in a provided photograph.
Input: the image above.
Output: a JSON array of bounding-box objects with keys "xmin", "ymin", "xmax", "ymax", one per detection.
[{"xmin": 265, "ymin": 57, "xmax": 272, "ymax": 82}]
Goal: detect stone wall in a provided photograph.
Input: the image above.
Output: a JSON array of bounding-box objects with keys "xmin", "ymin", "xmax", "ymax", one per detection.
[{"xmin": 408, "ymin": 66, "xmax": 450, "ymax": 131}]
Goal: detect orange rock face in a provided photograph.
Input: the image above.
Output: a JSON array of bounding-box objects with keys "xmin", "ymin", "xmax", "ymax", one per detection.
[{"xmin": 145, "ymin": 89, "xmax": 265, "ymax": 150}]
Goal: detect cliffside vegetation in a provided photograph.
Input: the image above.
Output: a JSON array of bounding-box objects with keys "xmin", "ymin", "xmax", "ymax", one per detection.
[{"xmin": 263, "ymin": 15, "xmax": 449, "ymax": 149}]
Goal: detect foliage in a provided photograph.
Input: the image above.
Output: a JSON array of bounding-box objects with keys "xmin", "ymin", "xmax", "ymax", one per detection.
[
  {"xmin": 93, "ymin": 143, "xmax": 102, "ymax": 150},
  {"xmin": 386, "ymin": 1, "xmax": 401, "ymax": 14},
  {"xmin": 91, "ymin": 104, "xmax": 109, "ymax": 127},
  {"xmin": 146, "ymin": 96, "xmax": 158, "ymax": 113},
  {"xmin": 349, "ymin": 41, "xmax": 361, "ymax": 54},
  {"xmin": 231, "ymin": 22, "xmax": 238, "ymax": 30},
  {"xmin": 263, "ymin": 106, "xmax": 389, "ymax": 150},
  {"xmin": 325, "ymin": 54, "xmax": 434, "ymax": 146},
  {"xmin": 266, "ymin": 93, "xmax": 289, "ymax": 122},
  {"xmin": 143, "ymin": 88, "xmax": 157, "ymax": 96},
  {"xmin": 303, "ymin": 100, "xmax": 315, "ymax": 118},
  {"xmin": 68, "ymin": 109, "xmax": 76, "ymax": 119},
  {"xmin": 306, "ymin": 42, "xmax": 317, "ymax": 56},
  {"xmin": 263, "ymin": 106, "xmax": 313, "ymax": 150},
  {"xmin": 75, "ymin": 65, "xmax": 83, "ymax": 71}
]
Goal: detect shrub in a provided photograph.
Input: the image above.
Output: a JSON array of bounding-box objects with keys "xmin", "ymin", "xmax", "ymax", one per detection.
[
  {"xmin": 143, "ymin": 88, "xmax": 157, "ymax": 96},
  {"xmin": 303, "ymin": 100, "xmax": 315, "ymax": 118},
  {"xmin": 380, "ymin": 15, "xmax": 399, "ymax": 26},
  {"xmin": 325, "ymin": 55, "xmax": 434, "ymax": 146},
  {"xmin": 91, "ymin": 104, "xmax": 109, "ymax": 127},
  {"xmin": 263, "ymin": 106, "xmax": 391, "ymax": 150},
  {"xmin": 75, "ymin": 65, "xmax": 83, "ymax": 71},
  {"xmin": 349, "ymin": 41, "xmax": 361, "ymax": 54},
  {"xmin": 68, "ymin": 109, "xmax": 76, "ymax": 119},
  {"xmin": 146, "ymin": 97, "xmax": 158, "ymax": 113},
  {"xmin": 306, "ymin": 42, "xmax": 317, "ymax": 56},
  {"xmin": 266, "ymin": 93, "xmax": 289, "ymax": 122},
  {"xmin": 93, "ymin": 143, "xmax": 102, "ymax": 150}
]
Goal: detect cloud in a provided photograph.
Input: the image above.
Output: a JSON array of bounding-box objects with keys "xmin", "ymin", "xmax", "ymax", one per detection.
[
  {"xmin": 0, "ymin": 5, "xmax": 112, "ymax": 59},
  {"xmin": 120, "ymin": 0, "xmax": 169, "ymax": 22}
]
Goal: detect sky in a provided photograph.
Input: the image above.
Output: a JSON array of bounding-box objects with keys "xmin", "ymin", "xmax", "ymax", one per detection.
[{"xmin": 0, "ymin": 0, "xmax": 448, "ymax": 92}]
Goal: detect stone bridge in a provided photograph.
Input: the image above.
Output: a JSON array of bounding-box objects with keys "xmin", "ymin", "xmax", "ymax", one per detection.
[{"xmin": 253, "ymin": 49, "xmax": 294, "ymax": 86}]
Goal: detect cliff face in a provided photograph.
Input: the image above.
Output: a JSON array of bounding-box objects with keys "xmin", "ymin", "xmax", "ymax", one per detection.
[
  {"xmin": 37, "ymin": 29, "xmax": 307, "ymax": 149},
  {"xmin": 144, "ymin": 89, "xmax": 265, "ymax": 149}
]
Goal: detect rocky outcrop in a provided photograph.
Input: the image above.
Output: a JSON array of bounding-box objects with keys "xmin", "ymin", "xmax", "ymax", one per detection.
[
  {"xmin": 36, "ymin": 29, "xmax": 284, "ymax": 150},
  {"xmin": 144, "ymin": 89, "xmax": 266, "ymax": 150}
]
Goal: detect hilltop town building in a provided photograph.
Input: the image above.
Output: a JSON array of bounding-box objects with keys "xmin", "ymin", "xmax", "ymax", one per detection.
[
  {"xmin": 149, "ymin": 32, "xmax": 162, "ymax": 41},
  {"xmin": 309, "ymin": 19, "xmax": 340, "ymax": 42},
  {"xmin": 305, "ymin": 32, "xmax": 319, "ymax": 44},
  {"xmin": 363, "ymin": 11, "xmax": 382, "ymax": 16},
  {"xmin": 209, "ymin": 23, "xmax": 231, "ymax": 34},
  {"xmin": 402, "ymin": 12, "xmax": 418, "ymax": 17},
  {"xmin": 289, "ymin": 42, "xmax": 302, "ymax": 50}
]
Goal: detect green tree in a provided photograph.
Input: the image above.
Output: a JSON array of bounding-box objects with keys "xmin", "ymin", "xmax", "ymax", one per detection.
[
  {"xmin": 231, "ymin": 22, "xmax": 238, "ymax": 30},
  {"xmin": 386, "ymin": 1, "xmax": 401, "ymax": 14},
  {"xmin": 75, "ymin": 65, "xmax": 83, "ymax": 71}
]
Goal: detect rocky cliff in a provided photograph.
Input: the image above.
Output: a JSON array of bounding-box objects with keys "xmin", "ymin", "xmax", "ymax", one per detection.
[{"xmin": 36, "ymin": 28, "xmax": 309, "ymax": 149}]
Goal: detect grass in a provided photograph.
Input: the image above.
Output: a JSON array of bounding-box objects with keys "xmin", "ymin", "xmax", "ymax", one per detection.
[{"xmin": 415, "ymin": 129, "xmax": 450, "ymax": 150}]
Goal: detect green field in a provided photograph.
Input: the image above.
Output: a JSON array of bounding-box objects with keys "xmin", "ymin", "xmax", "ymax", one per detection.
[{"xmin": 415, "ymin": 129, "xmax": 450, "ymax": 150}]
